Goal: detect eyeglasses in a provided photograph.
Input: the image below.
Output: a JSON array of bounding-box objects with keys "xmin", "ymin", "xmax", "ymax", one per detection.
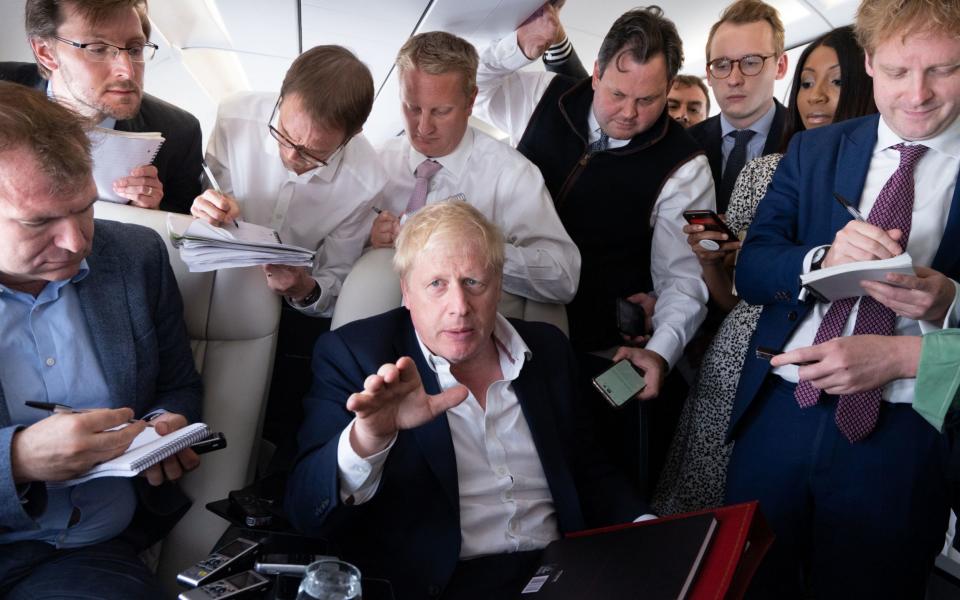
[
  {"xmin": 54, "ymin": 36, "xmax": 158, "ymax": 63},
  {"xmin": 268, "ymin": 97, "xmax": 350, "ymax": 168},
  {"xmin": 707, "ymin": 54, "xmax": 775, "ymax": 79}
]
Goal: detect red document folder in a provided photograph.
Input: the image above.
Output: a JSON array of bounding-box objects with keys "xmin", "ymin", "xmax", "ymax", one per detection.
[
  {"xmin": 554, "ymin": 501, "xmax": 772, "ymax": 600},
  {"xmin": 650, "ymin": 501, "xmax": 774, "ymax": 600}
]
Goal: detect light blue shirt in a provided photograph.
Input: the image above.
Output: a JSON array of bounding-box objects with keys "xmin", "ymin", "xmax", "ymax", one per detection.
[
  {"xmin": 719, "ymin": 101, "xmax": 778, "ymax": 173},
  {"xmin": 0, "ymin": 262, "xmax": 136, "ymax": 548}
]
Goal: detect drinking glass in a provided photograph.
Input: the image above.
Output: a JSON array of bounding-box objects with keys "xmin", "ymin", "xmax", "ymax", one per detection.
[{"xmin": 296, "ymin": 559, "xmax": 362, "ymax": 600}]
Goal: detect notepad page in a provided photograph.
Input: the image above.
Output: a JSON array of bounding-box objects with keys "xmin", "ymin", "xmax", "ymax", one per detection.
[{"xmin": 89, "ymin": 127, "xmax": 165, "ymax": 203}]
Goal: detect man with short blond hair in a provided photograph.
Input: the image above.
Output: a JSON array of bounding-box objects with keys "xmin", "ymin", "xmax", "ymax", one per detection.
[
  {"xmin": 288, "ymin": 201, "xmax": 643, "ymax": 600},
  {"xmin": 0, "ymin": 0, "xmax": 202, "ymax": 214},
  {"xmin": 688, "ymin": 0, "xmax": 788, "ymax": 212},
  {"xmin": 369, "ymin": 31, "xmax": 581, "ymax": 307},
  {"xmin": 726, "ymin": 0, "xmax": 960, "ymax": 595}
]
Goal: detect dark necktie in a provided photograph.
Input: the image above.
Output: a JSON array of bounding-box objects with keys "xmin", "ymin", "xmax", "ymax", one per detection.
[
  {"xmin": 794, "ymin": 143, "xmax": 930, "ymax": 442},
  {"xmin": 405, "ymin": 159, "xmax": 442, "ymax": 214},
  {"xmin": 717, "ymin": 129, "xmax": 756, "ymax": 213},
  {"xmin": 588, "ymin": 131, "xmax": 609, "ymax": 154}
]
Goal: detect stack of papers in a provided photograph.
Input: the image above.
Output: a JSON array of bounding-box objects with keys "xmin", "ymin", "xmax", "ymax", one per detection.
[
  {"xmin": 800, "ymin": 252, "xmax": 914, "ymax": 301},
  {"xmin": 89, "ymin": 127, "xmax": 165, "ymax": 203},
  {"xmin": 167, "ymin": 215, "xmax": 315, "ymax": 272}
]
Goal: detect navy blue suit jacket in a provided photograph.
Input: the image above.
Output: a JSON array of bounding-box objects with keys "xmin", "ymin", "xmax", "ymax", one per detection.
[
  {"xmin": 286, "ymin": 308, "xmax": 644, "ymax": 600},
  {"xmin": 730, "ymin": 113, "xmax": 960, "ymax": 439},
  {"xmin": 0, "ymin": 62, "xmax": 203, "ymax": 215},
  {"xmin": 0, "ymin": 220, "xmax": 202, "ymax": 538}
]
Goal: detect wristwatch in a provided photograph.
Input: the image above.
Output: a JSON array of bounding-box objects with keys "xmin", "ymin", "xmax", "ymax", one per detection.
[
  {"xmin": 811, "ymin": 246, "xmax": 830, "ymax": 271},
  {"xmin": 291, "ymin": 281, "xmax": 321, "ymax": 307}
]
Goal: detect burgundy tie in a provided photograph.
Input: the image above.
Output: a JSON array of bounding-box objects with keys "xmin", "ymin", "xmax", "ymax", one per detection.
[
  {"xmin": 794, "ymin": 143, "xmax": 929, "ymax": 442},
  {"xmin": 405, "ymin": 159, "xmax": 442, "ymax": 214}
]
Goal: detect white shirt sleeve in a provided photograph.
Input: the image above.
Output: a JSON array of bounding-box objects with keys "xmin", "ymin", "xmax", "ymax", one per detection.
[
  {"xmin": 645, "ymin": 155, "xmax": 714, "ymax": 368},
  {"xmin": 336, "ymin": 419, "xmax": 397, "ymax": 505},
  {"xmin": 496, "ymin": 160, "xmax": 581, "ymax": 303},
  {"xmin": 475, "ymin": 33, "xmax": 559, "ymax": 145}
]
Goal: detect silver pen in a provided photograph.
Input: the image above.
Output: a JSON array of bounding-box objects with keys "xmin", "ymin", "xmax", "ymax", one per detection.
[
  {"xmin": 201, "ymin": 159, "xmax": 238, "ymax": 228},
  {"xmin": 833, "ymin": 192, "xmax": 866, "ymax": 222}
]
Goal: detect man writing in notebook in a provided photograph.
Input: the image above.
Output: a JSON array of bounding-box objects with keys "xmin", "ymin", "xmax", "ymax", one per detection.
[
  {"xmin": 725, "ymin": 0, "xmax": 960, "ymax": 596},
  {"xmin": 0, "ymin": 82, "xmax": 202, "ymax": 599},
  {"xmin": 0, "ymin": 0, "xmax": 203, "ymax": 214}
]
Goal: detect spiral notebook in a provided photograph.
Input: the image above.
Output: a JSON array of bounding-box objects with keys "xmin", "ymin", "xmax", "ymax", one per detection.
[
  {"xmin": 89, "ymin": 127, "xmax": 165, "ymax": 204},
  {"xmin": 57, "ymin": 422, "xmax": 209, "ymax": 486}
]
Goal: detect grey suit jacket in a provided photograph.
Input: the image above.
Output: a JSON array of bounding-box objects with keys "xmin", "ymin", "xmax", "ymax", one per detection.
[
  {"xmin": 0, "ymin": 220, "xmax": 202, "ymax": 533},
  {"xmin": 0, "ymin": 62, "xmax": 203, "ymax": 215}
]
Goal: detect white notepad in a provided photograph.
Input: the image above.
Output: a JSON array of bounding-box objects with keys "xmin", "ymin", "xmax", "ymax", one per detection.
[
  {"xmin": 800, "ymin": 252, "xmax": 915, "ymax": 301},
  {"xmin": 56, "ymin": 422, "xmax": 209, "ymax": 486},
  {"xmin": 89, "ymin": 127, "xmax": 165, "ymax": 203},
  {"xmin": 167, "ymin": 214, "xmax": 316, "ymax": 272}
]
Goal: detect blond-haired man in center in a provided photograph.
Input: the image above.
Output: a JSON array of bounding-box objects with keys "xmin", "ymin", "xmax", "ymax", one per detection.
[{"xmin": 369, "ymin": 31, "xmax": 580, "ymax": 305}]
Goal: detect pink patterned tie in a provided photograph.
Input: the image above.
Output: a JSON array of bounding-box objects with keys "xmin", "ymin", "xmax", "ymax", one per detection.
[
  {"xmin": 405, "ymin": 159, "xmax": 442, "ymax": 214},
  {"xmin": 794, "ymin": 143, "xmax": 929, "ymax": 442}
]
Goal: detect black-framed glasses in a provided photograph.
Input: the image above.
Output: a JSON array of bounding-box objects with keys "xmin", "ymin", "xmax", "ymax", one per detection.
[
  {"xmin": 54, "ymin": 36, "xmax": 157, "ymax": 63},
  {"xmin": 267, "ymin": 97, "xmax": 351, "ymax": 168},
  {"xmin": 707, "ymin": 54, "xmax": 775, "ymax": 79}
]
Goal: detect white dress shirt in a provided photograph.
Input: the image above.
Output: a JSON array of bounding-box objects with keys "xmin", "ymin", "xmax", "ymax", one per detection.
[
  {"xmin": 206, "ymin": 91, "xmax": 388, "ymax": 317},
  {"xmin": 474, "ymin": 34, "xmax": 713, "ymax": 368},
  {"xmin": 377, "ymin": 126, "xmax": 581, "ymax": 304},
  {"xmin": 336, "ymin": 314, "xmax": 561, "ymax": 558},
  {"xmin": 775, "ymin": 116, "xmax": 960, "ymax": 404}
]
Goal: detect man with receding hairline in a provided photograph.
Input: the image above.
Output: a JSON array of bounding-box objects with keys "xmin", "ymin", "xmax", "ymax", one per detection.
[
  {"xmin": 668, "ymin": 74, "xmax": 710, "ymax": 127},
  {"xmin": 0, "ymin": 0, "xmax": 202, "ymax": 214},
  {"xmin": 0, "ymin": 81, "xmax": 201, "ymax": 599}
]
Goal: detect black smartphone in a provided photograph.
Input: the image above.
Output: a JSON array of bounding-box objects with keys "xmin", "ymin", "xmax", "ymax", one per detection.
[
  {"xmin": 592, "ymin": 359, "xmax": 646, "ymax": 408},
  {"xmin": 616, "ymin": 297, "xmax": 647, "ymax": 337},
  {"xmin": 190, "ymin": 432, "xmax": 227, "ymax": 455},
  {"xmin": 682, "ymin": 209, "xmax": 738, "ymax": 239}
]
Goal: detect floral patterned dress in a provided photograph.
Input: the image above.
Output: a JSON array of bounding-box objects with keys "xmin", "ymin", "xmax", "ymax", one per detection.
[{"xmin": 652, "ymin": 153, "xmax": 783, "ymax": 515}]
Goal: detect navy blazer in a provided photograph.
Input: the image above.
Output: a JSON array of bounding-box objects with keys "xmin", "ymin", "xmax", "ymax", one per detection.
[
  {"xmin": 0, "ymin": 220, "xmax": 202, "ymax": 533},
  {"xmin": 730, "ymin": 113, "xmax": 960, "ymax": 439},
  {"xmin": 687, "ymin": 99, "xmax": 786, "ymax": 210},
  {"xmin": 0, "ymin": 62, "xmax": 203, "ymax": 215},
  {"xmin": 286, "ymin": 308, "xmax": 644, "ymax": 600}
]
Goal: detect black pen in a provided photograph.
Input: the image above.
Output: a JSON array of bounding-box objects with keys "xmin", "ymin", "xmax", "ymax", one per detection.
[
  {"xmin": 25, "ymin": 401, "xmax": 142, "ymax": 424},
  {"xmin": 833, "ymin": 192, "xmax": 866, "ymax": 223},
  {"xmin": 201, "ymin": 159, "xmax": 238, "ymax": 229},
  {"xmin": 371, "ymin": 206, "xmax": 382, "ymax": 214}
]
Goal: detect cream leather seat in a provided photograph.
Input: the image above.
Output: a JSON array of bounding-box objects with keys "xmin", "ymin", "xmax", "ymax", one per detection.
[
  {"xmin": 331, "ymin": 247, "xmax": 568, "ymax": 334},
  {"xmin": 93, "ymin": 201, "xmax": 281, "ymax": 593}
]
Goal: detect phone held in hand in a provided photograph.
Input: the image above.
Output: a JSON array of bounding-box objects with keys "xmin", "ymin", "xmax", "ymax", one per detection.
[
  {"xmin": 682, "ymin": 209, "xmax": 738, "ymax": 251},
  {"xmin": 616, "ymin": 297, "xmax": 647, "ymax": 337},
  {"xmin": 592, "ymin": 359, "xmax": 646, "ymax": 408}
]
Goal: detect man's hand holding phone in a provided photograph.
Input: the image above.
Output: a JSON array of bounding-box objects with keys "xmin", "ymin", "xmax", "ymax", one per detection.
[
  {"xmin": 682, "ymin": 210, "xmax": 740, "ymax": 264},
  {"xmin": 610, "ymin": 347, "xmax": 667, "ymax": 400}
]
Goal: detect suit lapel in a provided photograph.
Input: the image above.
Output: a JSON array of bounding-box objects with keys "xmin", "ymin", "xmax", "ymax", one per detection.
[
  {"xmin": 704, "ymin": 117, "xmax": 723, "ymax": 186},
  {"xmin": 932, "ymin": 168, "xmax": 960, "ymax": 274},
  {"xmin": 75, "ymin": 234, "xmax": 136, "ymax": 406},
  {"xmin": 400, "ymin": 315, "xmax": 460, "ymax": 511},
  {"xmin": 763, "ymin": 100, "xmax": 786, "ymax": 155},
  {"xmin": 512, "ymin": 365, "xmax": 582, "ymax": 531},
  {"xmin": 832, "ymin": 116, "xmax": 878, "ymax": 234}
]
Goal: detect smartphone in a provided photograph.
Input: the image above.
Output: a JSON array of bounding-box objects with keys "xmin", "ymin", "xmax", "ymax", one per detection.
[
  {"xmin": 190, "ymin": 432, "xmax": 227, "ymax": 455},
  {"xmin": 616, "ymin": 297, "xmax": 647, "ymax": 337},
  {"xmin": 682, "ymin": 209, "xmax": 738, "ymax": 241},
  {"xmin": 592, "ymin": 359, "xmax": 646, "ymax": 408}
]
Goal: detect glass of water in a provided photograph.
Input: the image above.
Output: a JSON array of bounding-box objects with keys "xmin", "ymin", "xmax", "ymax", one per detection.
[{"xmin": 296, "ymin": 559, "xmax": 362, "ymax": 600}]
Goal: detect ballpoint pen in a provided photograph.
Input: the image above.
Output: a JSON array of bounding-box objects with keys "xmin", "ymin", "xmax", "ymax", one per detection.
[
  {"xmin": 25, "ymin": 401, "xmax": 143, "ymax": 424},
  {"xmin": 833, "ymin": 192, "xmax": 866, "ymax": 223},
  {"xmin": 201, "ymin": 159, "xmax": 238, "ymax": 228}
]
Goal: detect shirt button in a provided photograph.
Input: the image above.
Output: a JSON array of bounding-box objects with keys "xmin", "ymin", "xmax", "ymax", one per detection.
[
  {"xmin": 504, "ymin": 491, "xmax": 513, "ymax": 500},
  {"xmin": 45, "ymin": 357, "xmax": 56, "ymax": 367},
  {"xmin": 508, "ymin": 520, "xmax": 518, "ymax": 533}
]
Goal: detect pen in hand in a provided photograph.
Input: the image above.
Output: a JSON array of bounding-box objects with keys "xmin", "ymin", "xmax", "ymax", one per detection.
[
  {"xmin": 201, "ymin": 159, "xmax": 238, "ymax": 229},
  {"xmin": 833, "ymin": 192, "xmax": 866, "ymax": 223},
  {"xmin": 25, "ymin": 401, "xmax": 143, "ymax": 424}
]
